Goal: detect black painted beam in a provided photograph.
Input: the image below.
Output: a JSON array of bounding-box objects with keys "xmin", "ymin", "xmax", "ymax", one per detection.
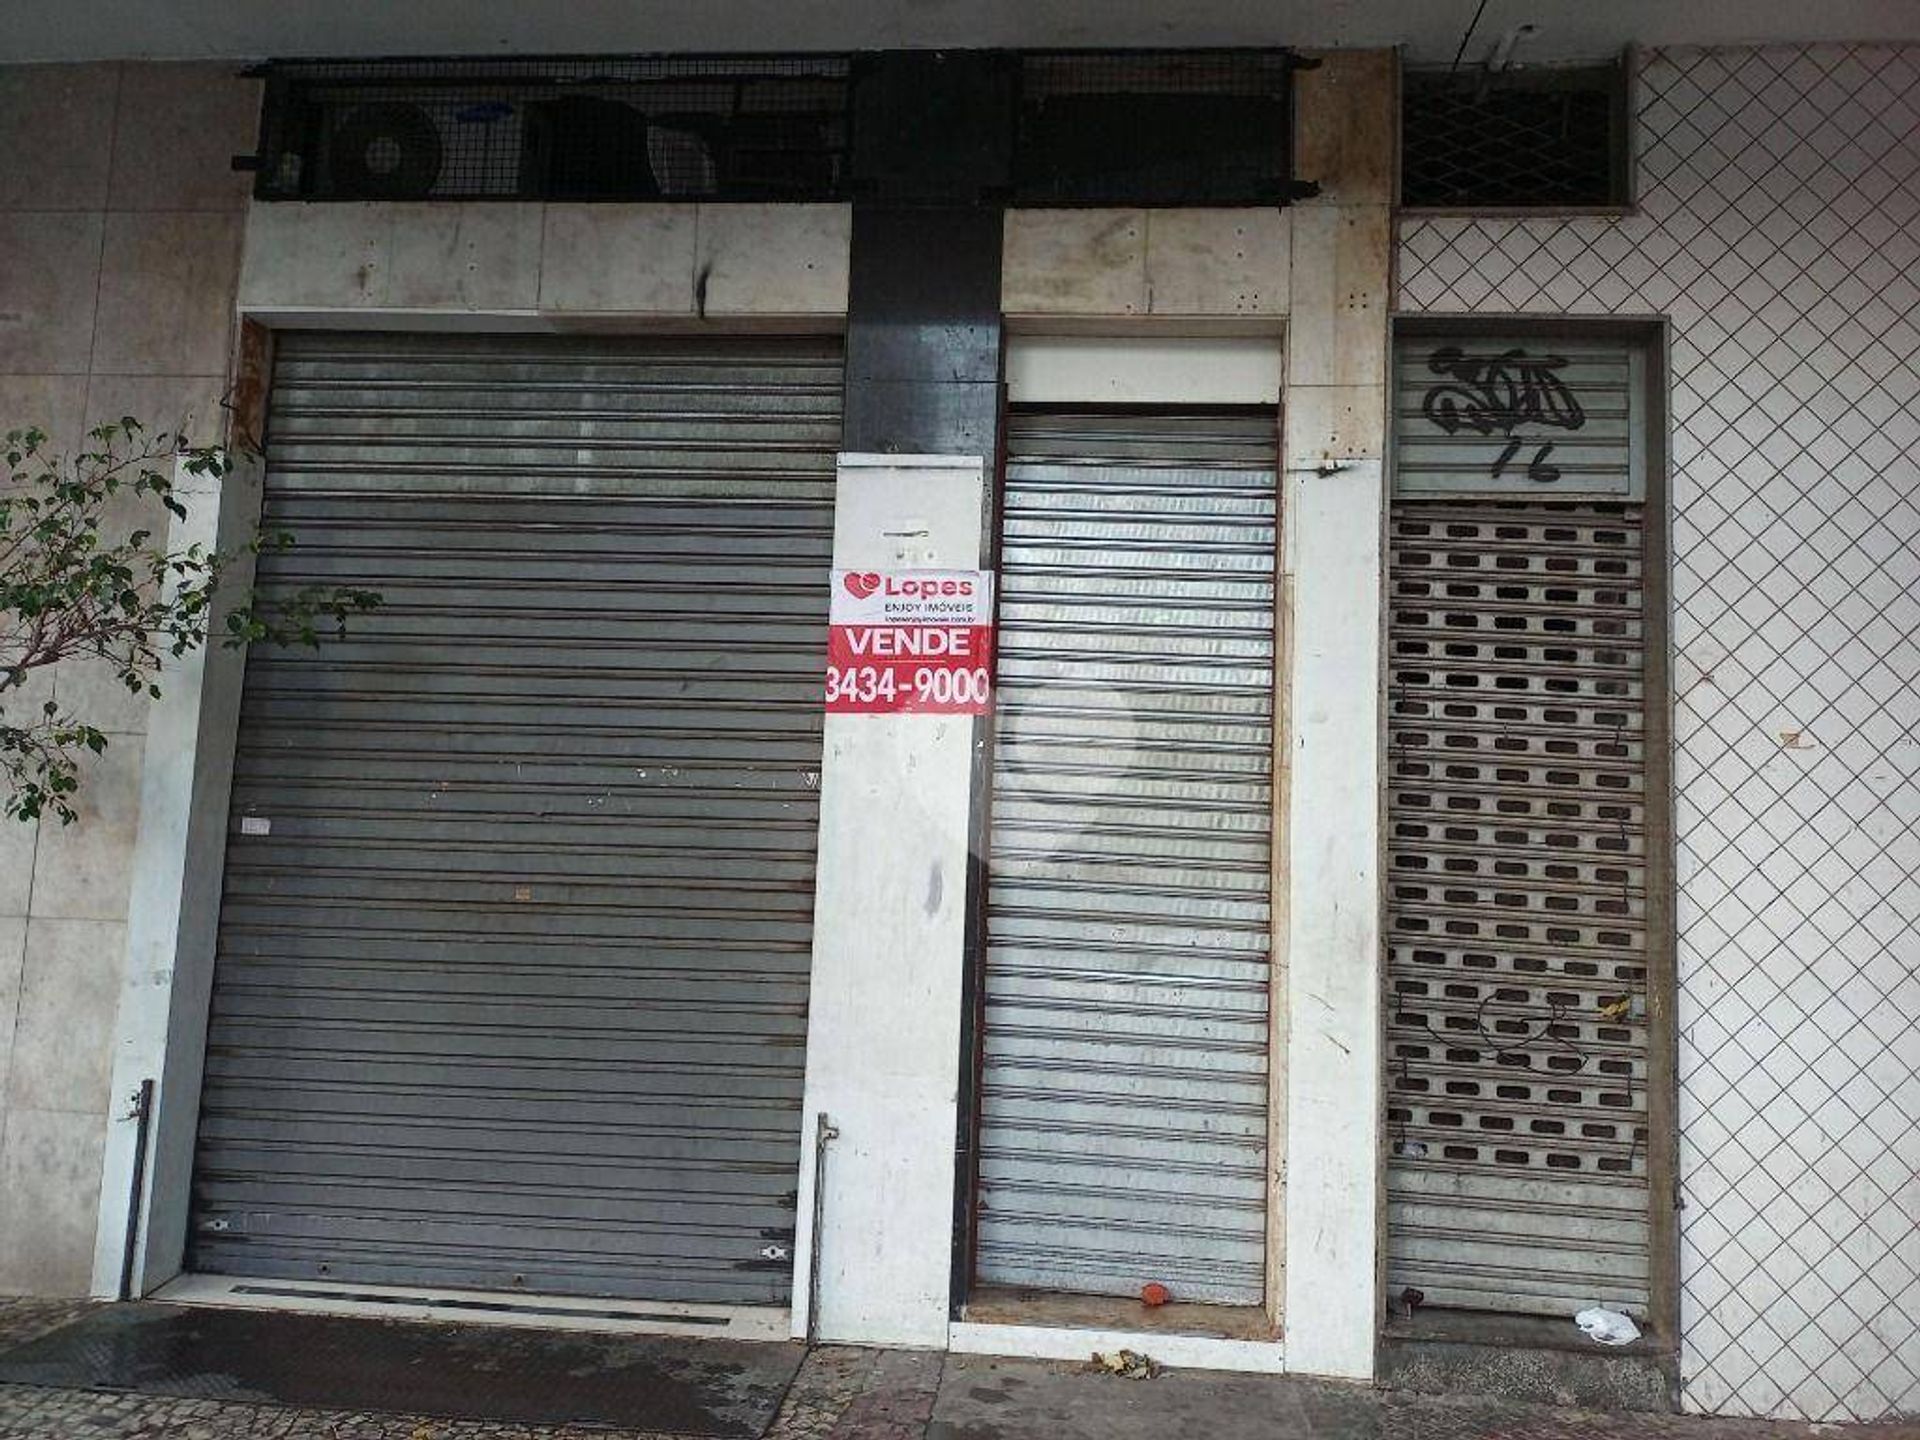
[{"xmin": 842, "ymin": 206, "xmax": 1003, "ymax": 457}]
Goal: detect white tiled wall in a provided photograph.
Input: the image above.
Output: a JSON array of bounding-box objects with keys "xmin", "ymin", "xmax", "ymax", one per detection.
[{"xmin": 1399, "ymin": 45, "xmax": 1920, "ymax": 1423}]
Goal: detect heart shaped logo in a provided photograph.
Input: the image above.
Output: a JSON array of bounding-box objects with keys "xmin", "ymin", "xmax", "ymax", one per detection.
[{"xmin": 843, "ymin": 571, "xmax": 882, "ymax": 599}]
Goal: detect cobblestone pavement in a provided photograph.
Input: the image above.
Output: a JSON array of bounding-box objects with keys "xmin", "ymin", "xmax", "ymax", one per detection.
[{"xmin": 1, "ymin": 1300, "xmax": 1912, "ymax": 1440}]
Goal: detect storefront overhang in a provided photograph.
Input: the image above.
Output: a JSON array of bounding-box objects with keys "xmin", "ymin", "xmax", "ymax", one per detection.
[{"xmin": 5, "ymin": 0, "xmax": 1916, "ymax": 66}]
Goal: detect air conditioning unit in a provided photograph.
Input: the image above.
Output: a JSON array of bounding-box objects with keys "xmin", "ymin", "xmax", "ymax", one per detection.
[
  {"xmin": 256, "ymin": 59, "xmax": 852, "ymax": 204},
  {"xmin": 308, "ymin": 94, "xmax": 529, "ymax": 199}
]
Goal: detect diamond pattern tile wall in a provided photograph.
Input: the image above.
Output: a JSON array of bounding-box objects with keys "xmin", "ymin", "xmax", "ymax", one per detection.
[{"xmin": 1399, "ymin": 45, "xmax": 1920, "ymax": 1424}]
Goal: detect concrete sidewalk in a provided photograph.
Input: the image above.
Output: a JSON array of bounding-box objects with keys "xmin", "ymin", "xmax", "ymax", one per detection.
[{"xmin": 1, "ymin": 1299, "xmax": 1912, "ymax": 1440}]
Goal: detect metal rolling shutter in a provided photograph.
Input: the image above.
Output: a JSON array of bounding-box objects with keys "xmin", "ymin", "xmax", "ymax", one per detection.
[
  {"xmin": 974, "ymin": 410, "xmax": 1277, "ymax": 1306},
  {"xmin": 1386, "ymin": 333, "xmax": 1656, "ymax": 1317},
  {"xmin": 190, "ymin": 331, "xmax": 841, "ymax": 1305}
]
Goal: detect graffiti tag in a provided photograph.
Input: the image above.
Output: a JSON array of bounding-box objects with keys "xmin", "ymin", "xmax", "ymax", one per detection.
[{"xmin": 1421, "ymin": 346, "xmax": 1587, "ymax": 484}]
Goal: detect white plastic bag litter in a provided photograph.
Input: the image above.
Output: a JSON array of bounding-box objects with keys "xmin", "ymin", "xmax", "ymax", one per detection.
[{"xmin": 1575, "ymin": 1307, "xmax": 1642, "ymax": 1346}]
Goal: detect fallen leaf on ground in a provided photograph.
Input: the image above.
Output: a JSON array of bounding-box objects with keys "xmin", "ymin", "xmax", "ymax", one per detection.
[{"xmin": 1092, "ymin": 1349, "xmax": 1158, "ymax": 1379}]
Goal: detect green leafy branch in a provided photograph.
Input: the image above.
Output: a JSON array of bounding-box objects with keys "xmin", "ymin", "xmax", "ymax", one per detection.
[{"xmin": 0, "ymin": 419, "xmax": 379, "ymax": 823}]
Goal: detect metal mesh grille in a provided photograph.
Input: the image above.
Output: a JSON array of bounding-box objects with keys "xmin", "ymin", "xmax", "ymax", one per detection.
[
  {"xmin": 1022, "ymin": 50, "xmax": 1294, "ymax": 97},
  {"xmin": 1401, "ymin": 68, "xmax": 1625, "ymax": 209},
  {"xmin": 1386, "ymin": 499, "xmax": 1653, "ymax": 1317},
  {"xmin": 1013, "ymin": 50, "xmax": 1296, "ymax": 206},
  {"xmin": 257, "ymin": 50, "xmax": 1307, "ymax": 207},
  {"xmin": 260, "ymin": 57, "xmax": 850, "ymax": 202}
]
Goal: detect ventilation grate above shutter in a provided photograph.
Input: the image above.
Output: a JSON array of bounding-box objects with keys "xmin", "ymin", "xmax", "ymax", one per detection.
[
  {"xmin": 256, "ymin": 57, "xmax": 852, "ymax": 202},
  {"xmin": 1401, "ymin": 65, "xmax": 1629, "ymax": 210},
  {"xmin": 1013, "ymin": 50, "xmax": 1311, "ymax": 206}
]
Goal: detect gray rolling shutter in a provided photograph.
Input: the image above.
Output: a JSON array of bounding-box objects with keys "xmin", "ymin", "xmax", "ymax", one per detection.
[
  {"xmin": 974, "ymin": 410, "xmax": 1277, "ymax": 1307},
  {"xmin": 190, "ymin": 331, "xmax": 841, "ymax": 1305},
  {"xmin": 1386, "ymin": 332, "xmax": 1656, "ymax": 1317}
]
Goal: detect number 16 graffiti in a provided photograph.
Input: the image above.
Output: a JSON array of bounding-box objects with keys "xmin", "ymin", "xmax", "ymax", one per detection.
[{"xmin": 1421, "ymin": 346, "xmax": 1587, "ymax": 484}]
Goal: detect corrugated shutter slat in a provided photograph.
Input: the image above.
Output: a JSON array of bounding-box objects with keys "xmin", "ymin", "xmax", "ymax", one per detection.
[
  {"xmin": 189, "ymin": 331, "xmax": 840, "ymax": 1306},
  {"xmin": 1384, "ymin": 496, "xmax": 1654, "ymax": 1316},
  {"xmin": 974, "ymin": 411, "xmax": 1277, "ymax": 1307}
]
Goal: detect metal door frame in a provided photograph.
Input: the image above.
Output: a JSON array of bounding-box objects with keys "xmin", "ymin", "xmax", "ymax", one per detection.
[
  {"xmin": 1383, "ymin": 314, "xmax": 1677, "ymax": 1349},
  {"xmin": 94, "ymin": 316, "xmax": 851, "ymax": 1330},
  {"xmin": 949, "ymin": 370, "xmax": 1010, "ymax": 1316}
]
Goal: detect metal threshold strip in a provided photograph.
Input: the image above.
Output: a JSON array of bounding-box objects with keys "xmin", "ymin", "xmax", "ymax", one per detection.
[{"xmin": 154, "ymin": 1274, "xmax": 791, "ymax": 1341}]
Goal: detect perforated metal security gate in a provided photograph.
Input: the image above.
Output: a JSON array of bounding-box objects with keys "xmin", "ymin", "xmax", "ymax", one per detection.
[
  {"xmin": 1385, "ymin": 332, "xmax": 1661, "ymax": 1318},
  {"xmin": 189, "ymin": 331, "xmax": 841, "ymax": 1305},
  {"xmin": 974, "ymin": 410, "xmax": 1277, "ymax": 1306}
]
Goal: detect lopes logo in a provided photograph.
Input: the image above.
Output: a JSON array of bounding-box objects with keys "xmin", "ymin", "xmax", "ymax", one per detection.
[{"xmin": 840, "ymin": 571, "xmax": 977, "ymax": 600}]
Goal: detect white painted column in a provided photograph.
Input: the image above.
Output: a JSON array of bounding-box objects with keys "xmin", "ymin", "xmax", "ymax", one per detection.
[
  {"xmin": 1278, "ymin": 455, "xmax": 1385, "ymax": 1379},
  {"xmin": 1274, "ymin": 51, "xmax": 1395, "ymax": 1374},
  {"xmin": 90, "ymin": 455, "xmax": 264, "ymax": 1297},
  {"xmin": 790, "ymin": 454, "xmax": 987, "ymax": 1347}
]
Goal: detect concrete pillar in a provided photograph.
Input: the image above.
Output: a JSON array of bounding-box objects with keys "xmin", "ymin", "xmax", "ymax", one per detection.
[
  {"xmin": 790, "ymin": 75, "xmax": 1007, "ymax": 1335},
  {"xmin": 89, "ymin": 455, "xmax": 263, "ymax": 1297},
  {"xmin": 1278, "ymin": 50, "xmax": 1396, "ymax": 1381},
  {"xmin": 793, "ymin": 454, "xmax": 989, "ymax": 1346}
]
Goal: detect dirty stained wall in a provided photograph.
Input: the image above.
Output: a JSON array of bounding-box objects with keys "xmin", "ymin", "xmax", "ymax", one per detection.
[
  {"xmin": 0, "ymin": 37, "xmax": 1909, "ymax": 1425},
  {"xmin": 0, "ymin": 61, "xmax": 255, "ymax": 1294}
]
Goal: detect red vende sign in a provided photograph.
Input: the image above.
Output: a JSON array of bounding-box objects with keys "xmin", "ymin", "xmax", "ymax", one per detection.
[{"xmin": 826, "ymin": 569, "xmax": 995, "ymax": 715}]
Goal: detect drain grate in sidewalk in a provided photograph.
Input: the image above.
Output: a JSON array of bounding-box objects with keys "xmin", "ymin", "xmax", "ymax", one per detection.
[{"xmin": 0, "ymin": 1302, "xmax": 804, "ymax": 1437}]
